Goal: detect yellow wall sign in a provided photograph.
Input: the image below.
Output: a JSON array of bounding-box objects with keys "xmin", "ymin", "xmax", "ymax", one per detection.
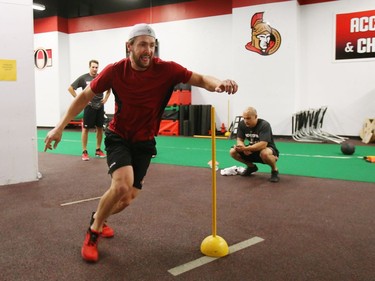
[{"xmin": 0, "ymin": 59, "xmax": 17, "ymax": 81}]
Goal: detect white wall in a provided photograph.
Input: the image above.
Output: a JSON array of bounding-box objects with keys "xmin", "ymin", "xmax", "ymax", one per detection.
[
  {"xmin": 299, "ymin": 0, "xmax": 375, "ymax": 136},
  {"xmin": 34, "ymin": 31, "xmax": 71, "ymax": 126},
  {"xmin": 0, "ymin": 0, "xmax": 39, "ymax": 185},
  {"xmin": 58, "ymin": 32, "xmax": 71, "ymax": 116},
  {"xmin": 34, "ymin": 32, "xmax": 61, "ymax": 125},
  {"xmin": 34, "ymin": 0, "xmax": 375, "ymax": 136},
  {"xmin": 232, "ymin": 1, "xmax": 299, "ymax": 135}
]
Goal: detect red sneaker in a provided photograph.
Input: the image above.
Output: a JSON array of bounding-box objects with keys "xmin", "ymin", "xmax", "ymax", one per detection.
[
  {"xmin": 95, "ymin": 149, "xmax": 106, "ymax": 158},
  {"xmin": 81, "ymin": 228, "xmax": 100, "ymax": 262},
  {"xmin": 102, "ymin": 223, "xmax": 114, "ymax": 238},
  {"xmin": 90, "ymin": 212, "xmax": 114, "ymax": 238},
  {"xmin": 82, "ymin": 150, "xmax": 89, "ymax": 161}
]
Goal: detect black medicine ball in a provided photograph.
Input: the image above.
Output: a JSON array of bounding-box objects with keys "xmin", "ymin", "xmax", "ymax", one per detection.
[{"xmin": 341, "ymin": 142, "xmax": 355, "ymax": 155}]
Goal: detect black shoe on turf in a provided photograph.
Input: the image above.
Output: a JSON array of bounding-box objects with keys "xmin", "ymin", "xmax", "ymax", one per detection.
[
  {"xmin": 241, "ymin": 165, "xmax": 258, "ymax": 176},
  {"xmin": 269, "ymin": 170, "xmax": 280, "ymax": 183}
]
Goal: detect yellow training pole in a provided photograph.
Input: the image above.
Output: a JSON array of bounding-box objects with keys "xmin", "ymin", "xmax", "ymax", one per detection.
[
  {"xmin": 211, "ymin": 106, "xmax": 217, "ymax": 237},
  {"xmin": 227, "ymin": 99, "xmax": 230, "ymax": 129},
  {"xmin": 200, "ymin": 106, "xmax": 229, "ymax": 258}
]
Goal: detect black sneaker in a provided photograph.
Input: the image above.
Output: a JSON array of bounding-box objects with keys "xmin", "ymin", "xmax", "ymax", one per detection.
[
  {"xmin": 269, "ymin": 170, "xmax": 280, "ymax": 183},
  {"xmin": 241, "ymin": 165, "xmax": 258, "ymax": 176}
]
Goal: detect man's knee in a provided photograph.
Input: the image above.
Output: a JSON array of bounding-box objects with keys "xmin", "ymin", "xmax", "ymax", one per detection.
[
  {"xmin": 118, "ymin": 187, "xmax": 139, "ymax": 209},
  {"xmin": 260, "ymin": 149, "xmax": 276, "ymax": 163},
  {"xmin": 229, "ymin": 147, "xmax": 237, "ymax": 158},
  {"xmin": 111, "ymin": 174, "xmax": 133, "ymax": 199}
]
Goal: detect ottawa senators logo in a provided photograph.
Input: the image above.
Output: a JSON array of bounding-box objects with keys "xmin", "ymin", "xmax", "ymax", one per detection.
[
  {"xmin": 245, "ymin": 12, "xmax": 281, "ymax": 56},
  {"xmin": 34, "ymin": 48, "xmax": 52, "ymax": 69}
]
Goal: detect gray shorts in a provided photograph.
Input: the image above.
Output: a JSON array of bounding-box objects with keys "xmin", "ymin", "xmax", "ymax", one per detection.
[{"xmin": 104, "ymin": 130, "xmax": 157, "ymax": 189}]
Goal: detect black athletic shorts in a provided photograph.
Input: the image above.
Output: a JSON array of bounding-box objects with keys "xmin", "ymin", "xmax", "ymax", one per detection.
[
  {"xmin": 104, "ymin": 130, "xmax": 157, "ymax": 189},
  {"xmin": 236, "ymin": 146, "xmax": 279, "ymax": 164},
  {"xmin": 83, "ymin": 105, "xmax": 105, "ymax": 129}
]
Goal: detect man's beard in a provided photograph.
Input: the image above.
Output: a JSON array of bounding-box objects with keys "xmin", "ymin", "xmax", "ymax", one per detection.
[{"xmin": 132, "ymin": 53, "xmax": 152, "ymax": 70}]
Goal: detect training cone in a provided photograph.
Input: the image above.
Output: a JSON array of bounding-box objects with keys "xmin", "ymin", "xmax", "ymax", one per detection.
[{"xmin": 200, "ymin": 235, "xmax": 229, "ymax": 257}]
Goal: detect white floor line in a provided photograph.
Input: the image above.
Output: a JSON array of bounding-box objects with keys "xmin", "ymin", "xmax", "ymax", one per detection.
[
  {"xmin": 280, "ymin": 153, "xmax": 363, "ymax": 159},
  {"xmin": 39, "ymin": 136, "xmax": 361, "ymax": 159},
  {"xmin": 60, "ymin": 196, "xmax": 101, "ymax": 207},
  {"xmin": 168, "ymin": 236, "xmax": 264, "ymax": 276}
]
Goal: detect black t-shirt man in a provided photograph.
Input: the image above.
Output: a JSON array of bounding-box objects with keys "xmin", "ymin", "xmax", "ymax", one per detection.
[{"xmin": 230, "ymin": 107, "xmax": 280, "ymax": 182}]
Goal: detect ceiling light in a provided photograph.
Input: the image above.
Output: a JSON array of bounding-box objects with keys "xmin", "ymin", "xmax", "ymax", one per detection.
[{"xmin": 33, "ymin": 3, "xmax": 46, "ymax": 11}]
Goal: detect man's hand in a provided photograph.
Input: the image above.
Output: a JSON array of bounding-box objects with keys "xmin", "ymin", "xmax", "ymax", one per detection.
[
  {"xmin": 188, "ymin": 73, "xmax": 238, "ymax": 94},
  {"xmin": 235, "ymin": 144, "xmax": 252, "ymax": 155},
  {"xmin": 44, "ymin": 128, "xmax": 63, "ymax": 152},
  {"xmin": 215, "ymin": 79, "xmax": 238, "ymax": 94},
  {"xmin": 234, "ymin": 144, "xmax": 244, "ymax": 152}
]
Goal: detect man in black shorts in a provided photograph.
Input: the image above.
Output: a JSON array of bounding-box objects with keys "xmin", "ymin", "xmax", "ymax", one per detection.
[
  {"xmin": 45, "ymin": 23, "xmax": 238, "ymax": 262},
  {"xmin": 230, "ymin": 106, "xmax": 280, "ymax": 182},
  {"xmin": 68, "ymin": 60, "xmax": 111, "ymax": 161}
]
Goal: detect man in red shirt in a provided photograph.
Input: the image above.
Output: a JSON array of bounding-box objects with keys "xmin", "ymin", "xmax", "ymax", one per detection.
[{"xmin": 44, "ymin": 23, "xmax": 238, "ymax": 263}]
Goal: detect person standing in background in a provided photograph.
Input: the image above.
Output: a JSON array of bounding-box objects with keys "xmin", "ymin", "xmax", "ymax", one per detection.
[{"xmin": 68, "ymin": 60, "xmax": 111, "ymax": 161}]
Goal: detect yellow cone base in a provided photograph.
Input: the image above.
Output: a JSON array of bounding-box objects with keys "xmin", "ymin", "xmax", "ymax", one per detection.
[{"xmin": 200, "ymin": 235, "xmax": 229, "ymax": 257}]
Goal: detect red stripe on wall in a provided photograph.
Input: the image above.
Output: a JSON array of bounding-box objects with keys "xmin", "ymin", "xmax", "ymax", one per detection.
[
  {"xmin": 233, "ymin": 0, "xmax": 337, "ymax": 7},
  {"xmin": 233, "ymin": 0, "xmax": 291, "ymax": 9},
  {"xmin": 152, "ymin": 0, "xmax": 232, "ymax": 23},
  {"xmin": 67, "ymin": 9, "xmax": 150, "ymax": 34},
  {"xmin": 34, "ymin": 0, "xmax": 232, "ymax": 34},
  {"xmin": 34, "ymin": 17, "xmax": 58, "ymax": 33},
  {"xmin": 297, "ymin": 0, "xmax": 336, "ymax": 5},
  {"xmin": 34, "ymin": 0, "xmax": 338, "ymax": 34},
  {"xmin": 34, "ymin": 16, "xmax": 69, "ymax": 34},
  {"xmin": 58, "ymin": 17, "xmax": 69, "ymax": 33}
]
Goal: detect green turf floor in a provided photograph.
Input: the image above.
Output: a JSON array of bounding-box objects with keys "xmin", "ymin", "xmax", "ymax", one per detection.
[{"xmin": 37, "ymin": 129, "xmax": 375, "ymax": 183}]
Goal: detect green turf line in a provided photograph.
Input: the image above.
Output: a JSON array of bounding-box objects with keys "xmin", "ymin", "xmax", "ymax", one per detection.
[{"xmin": 37, "ymin": 129, "xmax": 375, "ymax": 183}]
